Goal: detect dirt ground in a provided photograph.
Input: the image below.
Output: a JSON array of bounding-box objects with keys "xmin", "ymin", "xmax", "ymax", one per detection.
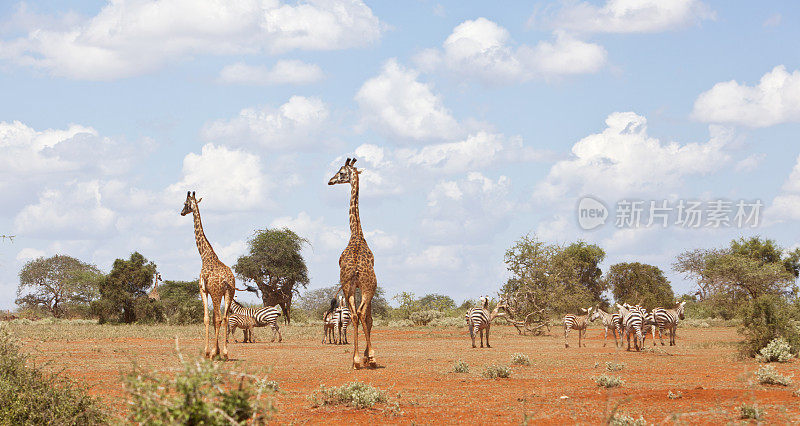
[{"xmin": 14, "ymin": 323, "xmax": 800, "ymax": 424}]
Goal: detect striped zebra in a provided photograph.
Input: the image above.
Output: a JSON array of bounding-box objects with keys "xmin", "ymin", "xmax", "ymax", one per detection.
[
  {"xmin": 595, "ymin": 308, "xmax": 622, "ymax": 348},
  {"xmin": 616, "ymin": 303, "xmax": 644, "ymax": 351},
  {"xmin": 322, "ymin": 310, "xmax": 338, "ymax": 344},
  {"xmin": 229, "ymin": 299, "xmax": 282, "ymax": 343},
  {"xmin": 465, "ymin": 296, "xmax": 508, "ymax": 348},
  {"xmin": 563, "ymin": 307, "xmax": 598, "ymax": 348},
  {"xmin": 227, "ymin": 313, "xmax": 257, "ymax": 343},
  {"xmin": 652, "ymin": 301, "xmax": 687, "ymax": 346},
  {"xmin": 335, "ymin": 306, "xmax": 351, "ymax": 345}
]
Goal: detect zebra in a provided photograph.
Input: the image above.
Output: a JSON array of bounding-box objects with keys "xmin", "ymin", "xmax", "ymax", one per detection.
[
  {"xmin": 616, "ymin": 303, "xmax": 644, "ymax": 351},
  {"xmin": 335, "ymin": 306, "xmax": 351, "ymax": 345},
  {"xmin": 322, "ymin": 297, "xmax": 339, "ymax": 344},
  {"xmin": 652, "ymin": 301, "xmax": 687, "ymax": 346},
  {"xmin": 229, "ymin": 299, "xmax": 282, "ymax": 342},
  {"xmin": 227, "ymin": 313, "xmax": 257, "ymax": 343},
  {"xmin": 465, "ymin": 296, "xmax": 508, "ymax": 348},
  {"xmin": 563, "ymin": 307, "xmax": 598, "ymax": 348},
  {"xmin": 595, "ymin": 307, "xmax": 622, "ymax": 347}
]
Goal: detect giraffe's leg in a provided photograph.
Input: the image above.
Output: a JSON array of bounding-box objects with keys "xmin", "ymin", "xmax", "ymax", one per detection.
[
  {"xmin": 221, "ymin": 288, "xmax": 234, "ymax": 359},
  {"xmin": 343, "ymin": 284, "xmax": 361, "ymax": 368},
  {"xmin": 201, "ymin": 286, "xmax": 211, "ymax": 358},
  {"xmin": 210, "ymin": 295, "xmax": 221, "ymax": 359},
  {"xmin": 358, "ymin": 275, "xmax": 377, "ymax": 367}
]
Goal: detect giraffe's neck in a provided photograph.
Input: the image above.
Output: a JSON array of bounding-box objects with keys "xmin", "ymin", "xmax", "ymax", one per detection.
[
  {"xmin": 192, "ymin": 207, "xmax": 216, "ymax": 263},
  {"xmin": 348, "ymin": 171, "xmax": 363, "ymax": 239}
]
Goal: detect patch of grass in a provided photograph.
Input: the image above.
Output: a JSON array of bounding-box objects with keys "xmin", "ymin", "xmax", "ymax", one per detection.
[
  {"xmin": 755, "ymin": 365, "xmax": 792, "ymax": 386},
  {"xmin": 309, "ymin": 382, "xmax": 387, "ymax": 409},
  {"xmin": 483, "ymin": 364, "xmax": 511, "ymax": 379},
  {"xmin": 594, "ymin": 374, "xmax": 624, "ymax": 388},
  {"xmin": 739, "ymin": 403, "xmax": 764, "ymax": 420},
  {"xmin": 667, "ymin": 390, "xmax": 682, "ymax": 399},
  {"xmin": 511, "ymin": 353, "xmax": 531, "ymax": 366},
  {"xmin": 383, "ymin": 401, "xmax": 403, "ymax": 416},
  {"xmin": 0, "ymin": 325, "xmax": 106, "ymax": 424},
  {"xmin": 606, "ymin": 361, "xmax": 625, "ymax": 372},
  {"xmin": 757, "ymin": 337, "xmax": 794, "ymax": 363},
  {"xmin": 452, "ymin": 360, "xmax": 469, "ymax": 373},
  {"xmin": 608, "ymin": 412, "xmax": 646, "ymax": 426}
]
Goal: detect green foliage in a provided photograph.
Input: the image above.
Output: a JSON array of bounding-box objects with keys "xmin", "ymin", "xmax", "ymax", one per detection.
[
  {"xmin": 607, "ymin": 262, "xmax": 674, "ymax": 308},
  {"xmin": 409, "ymin": 310, "xmax": 442, "ymax": 326},
  {"xmin": 160, "ymin": 280, "xmax": 203, "ymax": 324},
  {"xmin": 133, "ymin": 297, "xmax": 165, "ymax": 324},
  {"xmin": 392, "ymin": 291, "xmax": 419, "ymax": 319},
  {"xmin": 483, "ymin": 364, "xmax": 511, "ymax": 379},
  {"xmin": 123, "ymin": 347, "xmax": 274, "ymax": 424},
  {"xmin": 511, "ymin": 353, "xmax": 531, "ymax": 366},
  {"xmin": 296, "ymin": 285, "xmax": 390, "ymax": 320},
  {"xmin": 16, "ymin": 255, "xmax": 103, "ymax": 318},
  {"xmin": 755, "ymin": 365, "xmax": 792, "ymax": 386},
  {"xmin": 559, "ymin": 241, "xmax": 607, "ymax": 303},
  {"xmin": 452, "ymin": 360, "xmax": 469, "ymax": 373},
  {"xmin": 417, "ymin": 294, "xmax": 456, "ymax": 311},
  {"xmin": 95, "ymin": 252, "xmax": 157, "ymax": 324},
  {"xmin": 309, "ymin": 382, "xmax": 387, "ymax": 409},
  {"xmin": 740, "ymin": 403, "xmax": 764, "ymax": 420},
  {"xmin": 595, "ymin": 374, "xmax": 624, "ymax": 388},
  {"xmin": 757, "ymin": 337, "xmax": 794, "ymax": 363},
  {"xmin": 0, "ymin": 326, "xmax": 106, "ymax": 424},
  {"xmin": 739, "ymin": 294, "xmax": 800, "ymax": 358},
  {"xmin": 605, "ymin": 362, "xmax": 625, "ymax": 372}
]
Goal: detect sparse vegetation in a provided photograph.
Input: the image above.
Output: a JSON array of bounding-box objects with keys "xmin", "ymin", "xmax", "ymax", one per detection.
[
  {"xmin": 757, "ymin": 337, "xmax": 794, "ymax": 363},
  {"xmin": 606, "ymin": 362, "xmax": 625, "ymax": 372},
  {"xmin": 608, "ymin": 412, "xmax": 646, "ymax": 426},
  {"xmin": 668, "ymin": 390, "xmax": 682, "ymax": 399},
  {"xmin": 0, "ymin": 326, "xmax": 106, "ymax": 424},
  {"xmin": 740, "ymin": 403, "xmax": 764, "ymax": 420},
  {"xmin": 595, "ymin": 374, "xmax": 624, "ymax": 388},
  {"xmin": 452, "ymin": 360, "xmax": 469, "ymax": 373},
  {"xmin": 755, "ymin": 365, "xmax": 792, "ymax": 386},
  {"xmin": 409, "ymin": 310, "xmax": 443, "ymax": 326},
  {"xmin": 483, "ymin": 364, "xmax": 511, "ymax": 379},
  {"xmin": 511, "ymin": 353, "xmax": 531, "ymax": 366},
  {"xmin": 309, "ymin": 382, "xmax": 387, "ymax": 409}
]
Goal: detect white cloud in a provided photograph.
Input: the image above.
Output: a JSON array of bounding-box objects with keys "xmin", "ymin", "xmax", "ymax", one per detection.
[
  {"xmin": 215, "ymin": 239, "xmax": 247, "ymax": 266},
  {"xmin": 535, "ymin": 112, "xmax": 732, "ymax": 200},
  {"xmin": 15, "ymin": 248, "xmax": 46, "ymax": 262},
  {"xmin": 166, "ymin": 143, "xmax": 269, "ymax": 211},
  {"xmin": 355, "ymin": 59, "xmax": 461, "ymax": 142},
  {"xmin": 14, "ymin": 180, "xmax": 117, "ymax": 238},
  {"xmin": 769, "ymin": 154, "xmax": 800, "ymax": 221},
  {"xmin": 202, "ymin": 96, "xmax": 329, "ymax": 150},
  {"xmin": 415, "ymin": 18, "xmax": 606, "ymax": 84},
  {"xmin": 539, "ymin": 0, "xmax": 714, "ymax": 34},
  {"xmin": 218, "ymin": 60, "xmax": 323, "ymax": 85},
  {"xmin": 735, "ymin": 153, "xmax": 766, "ymax": 172},
  {"xmin": 692, "ymin": 65, "xmax": 800, "ymax": 128},
  {"xmin": 405, "ymin": 245, "xmax": 462, "ymax": 270},
  {"xmin": 0, "ymin": 0, "xmax": 382, "ymax": 80}
]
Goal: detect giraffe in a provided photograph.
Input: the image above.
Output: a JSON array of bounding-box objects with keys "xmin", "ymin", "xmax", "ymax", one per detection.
[
  {"xmin": 328, "ymin": 157, "xmax": 378, "ymax": 369},
  {"xmin": 181, "ymin": 191, "xmax": 236, "ymax": 360},
  {"xmin": 148, "ymin": 272, "xmax": 162, "ymax": 301}
]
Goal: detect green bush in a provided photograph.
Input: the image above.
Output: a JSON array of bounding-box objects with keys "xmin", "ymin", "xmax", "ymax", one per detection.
[
  {"xmin": 511, "ymin": 353, "xmax": 531, "ymax": 366},
  {"xmin": 452, "ymin": 360, "xmax": 469, "ymax": 373},
  {"xmin": 133, "ymin": 297, "xmax": 165, "ymax": 324},
  {"xmin": 740, "ymin": 295, "xmax": 800, "ymax": 358},
  {"xmin": 757, "ymin": 337, "xmax": 794, "ymax": 363},
  {"xmin": 123, "ymin": 346, "xmax": 274, "ymax": 424},
  {"xmin": 0, "ymin": 326, "xmax": 106, "ymax": 424},
  {"xmin": 409, "ymin": 310, "xmax": 443, "ymax": 326},
  {"xmin": 170, "ymin": 300, "xmax": 204, "ymax": 325},
  {"xmin": 740, "ymin": 403, "xmax": 764, "ymax": 420},
  {"xmin": 595, "ymin": 374, "xmax": 624, "ymax": 388},
  {"xmin": 483, "ymin": 364, "xmax": 511, "ymax": 379},
  {"xmin": 309, "ymin": 382, "xmax": 386, "ymax": 409},
  {"xmin": 755, "ymin": 365, "xmax": 792, "ymax": 386}
]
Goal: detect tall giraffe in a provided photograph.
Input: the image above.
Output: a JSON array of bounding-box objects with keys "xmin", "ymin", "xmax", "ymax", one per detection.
[
  {"xmin": 148, "ymin": 272, "xmax": 162, "ymax": 301},
  {"xmin": 181, "ymin": 191, "xmax": 236, "ymax": 360},
  {"xmin": 328, "ymin": 157, "xmax": 378, "ymax": 369}
]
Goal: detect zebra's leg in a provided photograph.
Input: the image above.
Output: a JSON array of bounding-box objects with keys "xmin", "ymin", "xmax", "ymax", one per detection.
[
  {"xmin": 670, "ymin": 324, "xmax": 676, "ymax": 346},
  {"xmin": 564, "ymin": 325, "xmax": 570, "ymax": 348},
  {"xmin": 469, "ymin": 321, "xmax": 476, "ymax": 348},
  {"xmin": 479, "ymin": 328, "xmax": 484, "ymax": 348},
  {"xmin": 603, "ymin": 327, "xmax": 608, "ymax": 347},
  {"xmin": 343, "ymin": 325, "xmax": 348, "ymax": 344},
  {"xmin": 277, "ymin": 324, "xmax": 282, "ymax": 343},
  {"xmin": 486, "ymin": 324, "xmax": 491, "ymax": 348}
]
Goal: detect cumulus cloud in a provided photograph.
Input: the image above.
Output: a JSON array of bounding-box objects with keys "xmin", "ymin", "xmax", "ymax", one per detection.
[
  {"xmin": 692, "ymin": 65, "xmax": 800, "ymax": 127},
  {"xmin": 535, "ymin": 112, "xmax": 732, "ymax": 200},
  {"xmin": 0, "ymin": 0, "xmax": 382, "ymax": 80},
  {"xmin": 404, "ymin": 245, "xmax": 463, "ymax": 271},
  {"xmin": 735, "ymin": 153, "xmax": 766, "ymax": 172},
  {"xmin": 202, "ymin": 96, "xmax": 329, "ymax": 150},
  {"xmin": 14, "ymin": 180, "xmax": 117, "ymax": 238},
  {"xmin": 355, "ymin": 59, "xmax": 461, "ymax": 142},
  {"xmin": 537, "ymin": 0, "xmax": 714, "ymax": 34},
  {"xmin": 166, "ymin": 143, "xmax": 269, "ymax": 211},
  {"xmin": 218, "ymin": 60, "xmax": 323, "ymax": 85},
  {"xmin": 415, "ymin": 18, "xmax": 606, "ymax": 84},
  {"xmin": 768, "ymin": 154, "xmax": 800, "ymax": 221}
]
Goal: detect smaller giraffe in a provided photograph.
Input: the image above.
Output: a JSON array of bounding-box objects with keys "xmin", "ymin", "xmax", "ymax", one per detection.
[{"xmin": 148, "ymin": 272, "xmax": 162, "ymax": 301}]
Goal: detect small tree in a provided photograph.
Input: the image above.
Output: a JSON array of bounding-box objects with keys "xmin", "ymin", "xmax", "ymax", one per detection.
[
  {"xmin": 417, "ymin": 294, "xmax": 456, "ymax": 311},
  {"xmin": 160, "ymin": 280, "xmax": 203, "ymax": 324},
  {"xmin": 94, "ymin": 252, "xmax": 157, "ymax": 323},
  {"xmin": 740, "ymin": 294, "xmax": 800, "ymax": 358},
  {"xmin": 607, "ymin": 262, "xmax": 674, "ymax": 308},
  {"xmin": 16, "ymin": 255, "xmax": 103, "ymax": 318}
]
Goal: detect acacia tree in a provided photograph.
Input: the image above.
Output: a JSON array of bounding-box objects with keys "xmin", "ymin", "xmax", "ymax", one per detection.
[
  {"xmin": 297, "ymin": 285, "xmax": 389, "ymax": 319},
  {"xmin": 16, "ymin": 255, "xmax": 103, "ymax": 318},
  {"xmin": 607, "ymin": 262, "xmax": 675, "ymax": 309},
  {"xmin": 233, "ymin": 228, "xmax": 309, "ymax": 324},
  {"xmin": 94, "ymin": 252, "xmax": 157, "ymax": 323}
]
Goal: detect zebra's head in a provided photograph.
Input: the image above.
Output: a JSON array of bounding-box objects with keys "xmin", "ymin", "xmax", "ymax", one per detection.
[
  {"xmin": 676, "ymin": 300, "xmax": 686, "ymax": 320},
  {"xmin": 588, "ymin": 307, "xmax": 600, "ymax": 322},
  {"xmin": 479, "ymin": 295, "xmax": 490, "ymax": 309}
]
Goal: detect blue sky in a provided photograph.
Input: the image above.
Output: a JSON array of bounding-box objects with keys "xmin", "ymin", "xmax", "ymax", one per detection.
[{"xmin": 1, "ymin": 0, "xmax": 799, "ymax": 309}]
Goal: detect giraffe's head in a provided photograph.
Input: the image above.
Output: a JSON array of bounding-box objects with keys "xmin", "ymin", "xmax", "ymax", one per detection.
[
  {"xmin": 328, "ymin": 157, "xmax": 359, "ymax": 186},
  {"xmin": 180, "ymin": 191, "xmax": 202, "ymax": 216}
]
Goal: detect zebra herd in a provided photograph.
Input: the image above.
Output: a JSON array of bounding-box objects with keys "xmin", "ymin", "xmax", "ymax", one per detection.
[
  {"xmin": 565, "ymin": 301, "xmax": 687, "ymax": 351},
  {"xmin": 226, "ymin": 299, "xmax": 282, "ymax": 344},
  {"xmin": 322, "ymin": 296, "xmax": 352, "ymax": 345}
]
